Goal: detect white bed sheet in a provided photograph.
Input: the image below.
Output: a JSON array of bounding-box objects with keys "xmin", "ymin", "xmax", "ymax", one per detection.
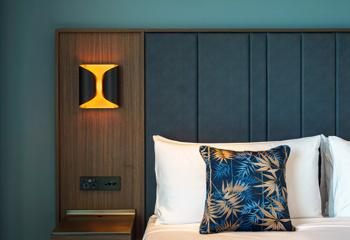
[{"xmin": 143, "ymin": 215, "xmax": 350, "ymax": 240}]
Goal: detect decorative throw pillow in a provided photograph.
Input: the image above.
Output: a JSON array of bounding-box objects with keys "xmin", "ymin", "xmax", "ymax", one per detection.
[{"xmin": 199, "ymin": 145, "xmax": 295, "ymax": 233}]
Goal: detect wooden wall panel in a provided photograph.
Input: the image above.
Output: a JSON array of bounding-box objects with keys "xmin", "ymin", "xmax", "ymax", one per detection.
[{"xmin": 57, "ymin": 31, "xmax": 144, "ymax": 239}]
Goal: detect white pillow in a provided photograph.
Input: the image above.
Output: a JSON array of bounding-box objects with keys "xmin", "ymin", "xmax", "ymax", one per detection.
[
  {"xmin": 326, "ymin": 136, "xmax": 350, "ymax": 217},
  {"xmin": 154, "ymin": 135, "xmax": 322, "ymax": 224}
]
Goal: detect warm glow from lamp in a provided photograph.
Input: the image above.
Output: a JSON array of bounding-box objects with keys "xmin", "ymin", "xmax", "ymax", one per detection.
[{"xmin": 79, "ymin": 64, "xmax": 119, "ymax": 109}]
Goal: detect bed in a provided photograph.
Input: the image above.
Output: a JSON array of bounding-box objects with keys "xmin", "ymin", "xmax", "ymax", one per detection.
[
  {"xmin": 144, "ymin": 30, "xmax": 350, "ymax": 239},
  {"xmin": 144, "ymin": 216, "xmax": 350, "ymax": 240}
]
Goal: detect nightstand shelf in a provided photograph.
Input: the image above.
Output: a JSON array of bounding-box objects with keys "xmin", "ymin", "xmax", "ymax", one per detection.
[{"xmin": 51, "ymin": 209, "xmax": 135, "ymax": 240}]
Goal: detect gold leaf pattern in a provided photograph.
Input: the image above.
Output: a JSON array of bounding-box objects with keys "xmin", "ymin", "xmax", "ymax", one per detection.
[
  {"xmin": 213, "ymin": 149, "xmax": 235, "ymax": 163},
  {"xmin": 199, "ymin": 145, "xmax": 294, "ymax": 234}
]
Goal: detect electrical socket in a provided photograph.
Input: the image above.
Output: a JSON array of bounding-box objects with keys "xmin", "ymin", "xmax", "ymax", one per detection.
[{"xmin": 80, "ymin": 176, "xmax": 121, "ymax": 191}]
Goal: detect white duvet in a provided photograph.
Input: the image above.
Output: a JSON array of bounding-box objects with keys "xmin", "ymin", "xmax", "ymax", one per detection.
[{"xmin": 143, "ymin": 215, "xmax": 350, "ymax": 240}]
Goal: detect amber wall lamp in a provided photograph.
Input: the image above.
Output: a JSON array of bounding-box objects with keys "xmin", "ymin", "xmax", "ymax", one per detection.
[{"xmin": 79, "ymin": 64, "xmax": 119, "ymax": 109}]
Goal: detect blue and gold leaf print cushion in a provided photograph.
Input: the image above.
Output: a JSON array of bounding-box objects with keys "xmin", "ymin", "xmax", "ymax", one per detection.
[{"xmin": 199, "ymin": 145, "xmax": 295, "ymax": 233}]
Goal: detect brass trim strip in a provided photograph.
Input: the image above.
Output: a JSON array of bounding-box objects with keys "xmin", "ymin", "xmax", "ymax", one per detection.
[
  {"xmin": 52, "ymin": 232, "xmax": 129, "ymax": 236},
  {"xmin": 66, "ymin": 209, "xmax": 135, "ymax": 216}
]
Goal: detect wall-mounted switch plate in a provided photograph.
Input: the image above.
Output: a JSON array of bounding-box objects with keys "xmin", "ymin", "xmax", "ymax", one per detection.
[{"xmin": 80, "ymin": 176, "xmax": 121, "ymax": 191}]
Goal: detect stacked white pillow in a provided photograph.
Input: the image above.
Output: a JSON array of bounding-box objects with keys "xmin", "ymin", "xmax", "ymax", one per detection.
[
  {"xmin": 154, "ymin": 135, "xmax": 322, "ymax": 224},
  {"xmin": 322, "ymin": 136, "xmax": 350, "ymax": 217}
]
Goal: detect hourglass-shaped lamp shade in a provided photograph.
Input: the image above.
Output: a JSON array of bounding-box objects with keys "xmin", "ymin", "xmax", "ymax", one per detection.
[{"xmin": 79, "ymin": 64, "xmax": 119, "ymax": 109}]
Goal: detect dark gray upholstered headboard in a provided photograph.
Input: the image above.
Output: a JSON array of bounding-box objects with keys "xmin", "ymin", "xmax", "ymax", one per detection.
[{"xmin": 145, "ymin": 31, "xmax": 350, "ymax": 220}]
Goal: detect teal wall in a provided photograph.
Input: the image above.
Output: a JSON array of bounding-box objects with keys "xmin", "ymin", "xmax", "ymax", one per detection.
[{"xmin": 1, "ymin": 0, "xmax": 350, "ymax": 239}]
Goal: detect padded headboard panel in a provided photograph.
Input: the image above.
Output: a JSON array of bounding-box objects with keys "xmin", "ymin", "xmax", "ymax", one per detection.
[{"xmin": 145, "ymin": 32, "xmax": 350, "ymax": 219}]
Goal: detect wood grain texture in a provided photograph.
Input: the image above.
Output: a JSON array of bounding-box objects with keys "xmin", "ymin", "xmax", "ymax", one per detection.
[
  {"xmin": 52, "ymin": 215, "xmax": 134, "ymax": 240},
  {"xmin": 57, "ymin": 32, "xmax": 144, "ymax": 240}
]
